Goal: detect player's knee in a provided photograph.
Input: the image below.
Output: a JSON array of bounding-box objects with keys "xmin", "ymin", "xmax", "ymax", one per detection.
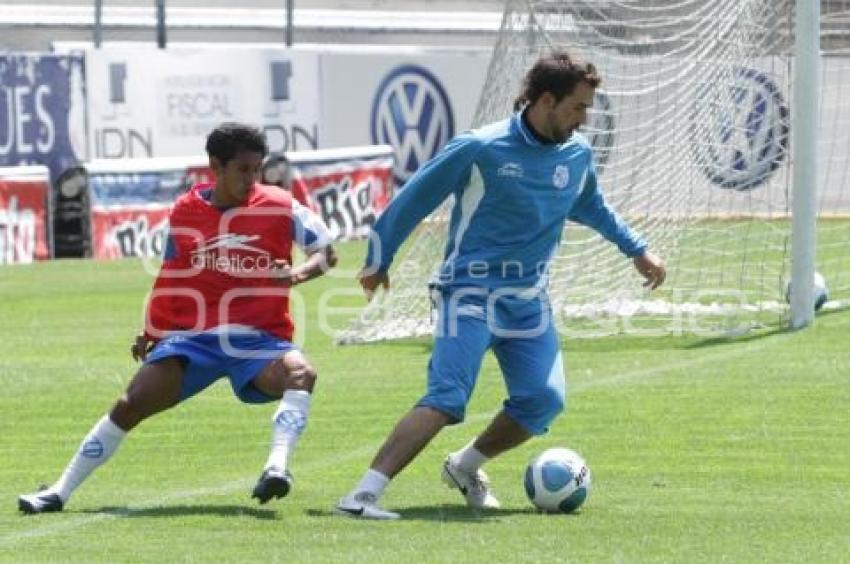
[
  {"xmin": 285, "ymin": 365, "xmax": 317, "ymax": 392},
  {"xmin": 110, "ymin": 395, "xmax": 144, "ymax": 430},
  {"xmin": 419, "ymin": 386, "xmax": 469, "ymax": 424},
  {"xmin": 538, "ymin": 385, "xmax": 566, "ymax": 422},
  {"xmin": 510, "ymin": 386, "xmax": 565, "ymax": 433},
  {"xmin": 544, "ymin": 384, "xmax": 566, "ymax": 416}
]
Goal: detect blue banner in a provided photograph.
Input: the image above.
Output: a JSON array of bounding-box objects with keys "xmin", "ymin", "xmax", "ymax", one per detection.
[
  {"xmin": 0, "ymin": 54, "xmax": 86, "ymax": 181},
  {"xmin": 88, "ymin": 170, "xmax": 188, "ymax": 207}
]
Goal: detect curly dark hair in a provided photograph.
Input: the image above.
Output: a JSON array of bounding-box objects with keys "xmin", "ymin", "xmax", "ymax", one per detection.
[
  {"xmin": 513, "ymin": 50, "xmax": 601, "ymax": 111},
  {"xmin": 205, "ymin": 122, "xmax": 268, "ymax": 165}
]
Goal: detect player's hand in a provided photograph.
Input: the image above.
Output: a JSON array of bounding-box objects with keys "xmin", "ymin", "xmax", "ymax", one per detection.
[
  {"xmin": 633, "ymin": 250, "xmax": 666, "ymax": 290},
  {"xmin": 131, "ymin": 334, "xmax": 155, "ymax": 362},
  {"xmin": 269, "ymin": 259, "xmax": 297, "ymax": 286},
  {"xmin": 357, "ymin": 268, "xmax": 390, "ymax": 301}
]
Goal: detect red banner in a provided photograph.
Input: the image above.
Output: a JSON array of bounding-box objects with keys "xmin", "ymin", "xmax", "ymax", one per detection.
[
  {"xmin": 288, "ymin": 149, "xmax": 394, "ymax": 241},
  {"xmin": 84, "ymin": 158, "xmax": 213, "ymax": 259},
  {"xmin": 0, "ymin": 175, "xmax": 49, "ymax": 264},
  {"xmin": 91, "ymin": 206, "xmax": 171, "ymax": 260}
]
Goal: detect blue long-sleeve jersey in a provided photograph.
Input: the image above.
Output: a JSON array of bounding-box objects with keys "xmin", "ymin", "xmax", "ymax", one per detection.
[{"xmin": 366, "ymin": 111, "xmax": 647, "ymax": 291}]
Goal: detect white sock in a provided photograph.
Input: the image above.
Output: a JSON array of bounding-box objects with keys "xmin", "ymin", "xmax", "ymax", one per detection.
[
  {"xmin": 264, "ymin": 390, "xmax": 311, "ymax": 472},
  {"xmin": 355, "ymin": 469, "xmax": 390, "ymax": 498},
  {"xmin": 451, "ymin": 439, "xmax": 489, "ymax": 473},
  {"xmin": 52, "ymin": 415, "xmax": 127, "ymax": 502}
]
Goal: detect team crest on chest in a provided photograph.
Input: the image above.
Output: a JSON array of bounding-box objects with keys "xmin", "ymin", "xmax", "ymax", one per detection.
[{"xmin": 552, "ymin": 164, "xmax": 570, "ymax": 189}]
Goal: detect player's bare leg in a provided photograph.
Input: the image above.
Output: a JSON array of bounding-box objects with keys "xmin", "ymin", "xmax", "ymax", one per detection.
[
  {"xmin": 18, "ymin": 358, "xmax": 184, "ymax": 514},
  {"xmin": 110, "ymin": 357, "xmax": 185, "ymax": 430},
  {"xmin": 336, "ymin": 406, "xmax": 450, "ymax": 519},
  {"xmin": 370, "ymin": 406, "xmax": 451, "ymax": 478},
  {"xmin": 472, "ymin": 410, "xmax": 532, "ymax": 457},
  {"xmin": 250, "ymin": 350, "xmax": 316, "ymax": 504}
]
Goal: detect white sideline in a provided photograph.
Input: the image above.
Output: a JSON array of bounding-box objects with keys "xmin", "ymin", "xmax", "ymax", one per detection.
[{"xmin": 2, "ymin": 335, "xmax": 777, "ymax": 545}]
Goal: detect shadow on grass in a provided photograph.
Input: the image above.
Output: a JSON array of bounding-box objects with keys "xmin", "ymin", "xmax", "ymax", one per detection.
[
  {"xmin": 684, "ymin": 326, "xmax": 789, "ymax": 349},
  {"xmin": 81, "ymin": 504, "xmax": 277, "ymax": 520},
  {"xmin": 306, "ymin": 504, "xmax": 536, "ymax": 522}
]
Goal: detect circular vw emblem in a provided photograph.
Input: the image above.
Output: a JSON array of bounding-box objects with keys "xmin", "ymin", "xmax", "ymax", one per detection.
[
  {"xmin": 371, "ymin": 65, "xmax": 455, "ymax": 185},
  {"xmin": 691, "ymin": 67, "xmax": 789, "ymax": 191}
]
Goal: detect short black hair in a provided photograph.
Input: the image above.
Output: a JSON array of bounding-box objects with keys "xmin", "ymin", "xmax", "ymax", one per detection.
[
  {"xmin": 514, "ymin": 50, "xmax": 601, "ymax": 111},
  {"xmin": 205, "ymin": 122, "xmax": 268, "ymax": 165}
]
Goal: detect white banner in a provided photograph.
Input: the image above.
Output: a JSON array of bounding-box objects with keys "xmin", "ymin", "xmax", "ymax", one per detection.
[
  {"xmin": 318, "ymin": 47, "xmax": 491, "ymax": 186},
  {"xmin": 80, "ymin": 46, "xmax": 321, "ymax": 159}
]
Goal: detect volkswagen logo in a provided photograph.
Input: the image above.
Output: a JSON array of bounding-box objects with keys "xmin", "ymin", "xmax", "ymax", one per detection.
[
  {"xmin": 371, "ymin": 65, "xmax": 455, "ymax": 186},
  {"xmin": 691, "ymin": 67, "xmax": 789, "ymax": 191}
]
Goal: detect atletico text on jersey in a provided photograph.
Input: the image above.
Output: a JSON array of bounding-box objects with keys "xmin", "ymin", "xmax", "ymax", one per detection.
[
  {"xmin": 144, "ymin": 183, "xmax": 332, "ymax": 342},
  {"xmin": 366, "ymin": 111, "xmax": 647, "ymax": 291}
]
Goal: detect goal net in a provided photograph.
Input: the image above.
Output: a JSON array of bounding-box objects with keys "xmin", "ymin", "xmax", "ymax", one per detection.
[{"xmin": 340, "ymin": 0, "xmax": 850, "ymax": 343}]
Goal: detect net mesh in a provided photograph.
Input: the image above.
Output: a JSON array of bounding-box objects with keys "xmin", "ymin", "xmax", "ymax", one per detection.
[{"xmin": 341, "ymin": 0, "xmax": 850, "ymax": 343}]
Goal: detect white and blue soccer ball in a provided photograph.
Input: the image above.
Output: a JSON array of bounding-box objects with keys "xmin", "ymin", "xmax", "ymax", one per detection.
[
  {"xmin": 785, "ymin": 271, "xmax": 829, "ymax": 311},
  {"xmin": 524, "ymin": 447, "xmax": 591, "ymax": 513}
]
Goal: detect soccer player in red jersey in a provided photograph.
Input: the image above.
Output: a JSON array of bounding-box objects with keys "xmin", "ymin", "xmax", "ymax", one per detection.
[{"xmin": 19, "ymin": 123, "xmax": 337, "ymax": 513}]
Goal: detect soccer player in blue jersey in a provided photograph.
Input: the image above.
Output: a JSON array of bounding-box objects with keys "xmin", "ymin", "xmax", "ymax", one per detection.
[{"xmin": 336, "ymin": 51, "xmax": 666, "ymax": 519}]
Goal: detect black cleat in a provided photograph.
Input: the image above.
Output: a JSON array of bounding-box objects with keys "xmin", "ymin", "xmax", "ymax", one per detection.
[
  {"xmin": 251, "ymin": 467, "xmax": 293, "ymax": 504},
  {"xmin": 18, "ymin": 486, "xmax": 64, "ymax": 514}
]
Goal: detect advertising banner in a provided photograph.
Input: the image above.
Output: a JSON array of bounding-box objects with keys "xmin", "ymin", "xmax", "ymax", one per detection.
[
  {"xmin": 0, "ymin": 53, "xmax": 86, "ymax": 180},
  {"xmin": 91, "ymin": 205, "xmax": 171, "ymax": 260},
  {"xmin": 84, "ymin": 157, "xmax": 211, "ymax": 259},
  {"xmin": 0, "ymin": 165, "xmax": 50, "ymax": 264},
  {"xmin": 318, "ymin": 47, "xmax": 491, "ymax": 186},
  {"xmin": 79, "ymin": 46, "xmax": 321, "ymax": 159},
  {"xmin": 287, "ymin": 145, "xmax": 394, "ymax": 241},
  {"xmin": 76, "ymin": 146, "xmax": 390, "ymax": 259}
]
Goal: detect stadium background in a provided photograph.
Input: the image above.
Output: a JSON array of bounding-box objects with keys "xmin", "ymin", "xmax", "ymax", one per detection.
[{"xmin": 1, "ymin": 3, "xmax": 849, "ymax": 562}]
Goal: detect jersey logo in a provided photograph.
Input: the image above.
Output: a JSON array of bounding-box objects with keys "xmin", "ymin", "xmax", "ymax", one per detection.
[
  {"xmin": 497, "ymin": 162, "xmax": 524, "ymax": 178},
  {"xmin": 690, "ymin": 67, "xmax": 788, "ymax": 191},
  {"xmin": 552, "ymin": 164, "xmax": 570, "ymax": 189},
  {"xmin": 371, "ymin": 65, "xmax": 455, "ymax": 185},
  {"xmin": 194, "ymin": 234, "xmax": 264, "ymax": 254},
  {"xmin": 190, "ymin": 234, "xmax": 273, "ymax": 274}
]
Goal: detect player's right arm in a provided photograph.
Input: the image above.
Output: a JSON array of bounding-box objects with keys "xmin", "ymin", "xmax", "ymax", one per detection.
[
  {"xmin": 134, "ymin": 216, "xmax": 187, "ymax": 361},
  {"xmin": 361, "ymin": 133, "xmax": 481, "ymax": 299}
]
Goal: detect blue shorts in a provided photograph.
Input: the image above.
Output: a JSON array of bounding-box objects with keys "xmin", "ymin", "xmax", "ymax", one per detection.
[
  {"xmin": 145, "ymin": 331, "xmax": 298, "ymax": 404},
  {"xmin": 417, "ymin": 287, "xmax": 566, "ymax": 435}
]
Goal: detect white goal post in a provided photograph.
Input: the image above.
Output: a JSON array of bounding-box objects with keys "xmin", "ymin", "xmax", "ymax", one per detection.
[
  {"xmin": 340, "ymin": 0, "xmax": 850, "ymax": 343},
  {"xmin": 790, "ymin": 0, "xmax": 820, "ymax": 328}
]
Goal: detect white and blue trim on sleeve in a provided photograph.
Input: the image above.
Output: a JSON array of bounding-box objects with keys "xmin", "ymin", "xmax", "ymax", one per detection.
[{"xmin": 292, "ymin": 200, "xmax": 333, "ymax": 253}]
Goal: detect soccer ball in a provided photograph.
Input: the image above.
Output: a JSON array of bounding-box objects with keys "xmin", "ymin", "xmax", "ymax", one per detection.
[
  {"xmin": 524, "ymin": 447, "xmax": 591, "ymax": 513},
  {"xmin": 785, "ymin": 271, "xmax": 829, "ymax": 311}
]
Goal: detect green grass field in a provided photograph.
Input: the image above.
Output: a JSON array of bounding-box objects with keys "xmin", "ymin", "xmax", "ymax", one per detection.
[{"xmin": 1, "ymin": 241, "xmax": 849, "ymax": 562}]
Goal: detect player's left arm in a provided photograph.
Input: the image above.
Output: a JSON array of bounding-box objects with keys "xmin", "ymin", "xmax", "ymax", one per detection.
[
  {"xmin": 568, "ymin": 160, "xmax": 666, "ymax": 290},
  {"xmin": 271, "ymin": 200, "xmax": 337, "ymax": 285}
]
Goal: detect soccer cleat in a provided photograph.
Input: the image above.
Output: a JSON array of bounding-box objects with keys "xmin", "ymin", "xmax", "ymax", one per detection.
[
  {"xmin": 18, "ymin": 486, "xmax": 64, "ymax": 514},
  {"xmin": 335, "ymin": 491, "xmax": 400, "ymax": 520},
  {"xmin": 251, "ymin": 467, "xmax": 293, "ymax": 504},
  {"xmin": 441, "ymin": 456, "xmax": 501, "ymax": 509}
]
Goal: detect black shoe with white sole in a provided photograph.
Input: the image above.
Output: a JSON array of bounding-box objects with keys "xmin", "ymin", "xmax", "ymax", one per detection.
[
  {"xmin": 251, "ymin": 467, "xmax": 293, "ymax": 504},
  {"xmin": 18, "ymin": 486, "xmax": 64, "ymax": 514}
]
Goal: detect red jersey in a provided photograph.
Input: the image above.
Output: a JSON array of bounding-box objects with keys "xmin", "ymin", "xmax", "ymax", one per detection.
[{"xmin": 144, "ymin": 182, "xmax": 309, "ymax": 342}]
